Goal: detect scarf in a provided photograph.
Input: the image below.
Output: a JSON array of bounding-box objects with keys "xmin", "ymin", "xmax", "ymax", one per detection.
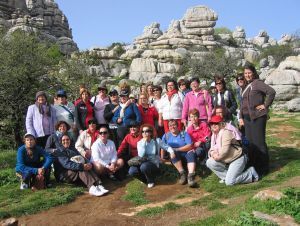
[
  {"xmin": 35, "ymin": 102, "xmax": 51, "ymax": 117},
  {"xmin": 87, "ymin": 129, "xmax": 99, "ymax": 146},
  {"xmin": 167, "ymin": 89, "xmax": 178, "ymax": 101}
]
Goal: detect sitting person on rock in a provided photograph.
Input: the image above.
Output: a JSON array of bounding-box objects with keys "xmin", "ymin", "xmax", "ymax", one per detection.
[
  {"xmin": 162, "ymin": 120, "xmax": 197, "ymax": 187},
  {"xmin": 55, "ymin": 134, "xmax": 108, "ymax": 196},
  {"xmin": 128, "ymin": 124, "xmax": 174, "ymax": 188},
  {"xmin": 206, "ymin": 115, "xmax": 259, "ymax": 185},
  {"xmin": 91, "ymin": 125, "xmax": 123, "ymax": 180},
  {"xmin": 16, "ymin": 133, "xmax": 52, "ymax": 190}
]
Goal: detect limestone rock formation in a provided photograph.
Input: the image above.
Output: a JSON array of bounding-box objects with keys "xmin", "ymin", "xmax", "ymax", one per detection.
[{"xmin": 0, "ymin": 0, "xmax": 78, "ymax": 54}]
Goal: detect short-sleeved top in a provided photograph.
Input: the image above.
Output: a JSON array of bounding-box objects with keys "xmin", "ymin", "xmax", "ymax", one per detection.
[{"xmin": 162, "ymin": 131, "xmax": 192, "ymax": 148}]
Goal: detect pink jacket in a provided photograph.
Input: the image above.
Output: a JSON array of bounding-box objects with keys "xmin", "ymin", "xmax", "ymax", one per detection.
[
  {"xmin": 182, "ymin": 90, "xmax": 212, "ymax": 121},
  {"xmin": 187, "ymin": 121, "xmax": 211, "ymax": 147}
]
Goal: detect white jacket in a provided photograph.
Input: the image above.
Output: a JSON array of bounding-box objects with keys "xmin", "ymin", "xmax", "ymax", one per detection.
[
  {"xmin": 75, "ymin": 130, "xmax": 93, "ymax": 157},
  {"xmin": 158, "ymin": 93, "xmax": 183, "ymax": 120}
]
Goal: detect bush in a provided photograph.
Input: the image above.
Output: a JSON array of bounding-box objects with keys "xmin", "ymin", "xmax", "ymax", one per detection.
[{"xmin": 259, "ymin": 45, "xmax": 296, "ymax": 67}]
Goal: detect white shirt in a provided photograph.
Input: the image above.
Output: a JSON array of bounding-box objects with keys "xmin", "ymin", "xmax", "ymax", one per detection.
[
  {"xmin": 91, "ymin": 139, "xmax": 117, "ymax": 166},
  {"xmin": 158, "ymin": 93, "xmax": 183, "ymax": 120}
]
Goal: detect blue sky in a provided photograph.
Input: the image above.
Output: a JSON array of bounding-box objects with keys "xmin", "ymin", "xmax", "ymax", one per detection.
[{"xmin": 55, "ymin": 0, "xmax": 300, "ymax": 50}]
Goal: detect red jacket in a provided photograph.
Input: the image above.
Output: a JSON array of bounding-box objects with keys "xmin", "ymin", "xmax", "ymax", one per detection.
[
  {"xmin": 138, "ymin": 105, "xmax": 158, "ymax": 126},
  {"xmin": 117, "ymin": 133, "xmax": 141, "ymax": 158},
  {"xmin": 187, "ymin": 121, "xmax": 211, "ymax": 147}
]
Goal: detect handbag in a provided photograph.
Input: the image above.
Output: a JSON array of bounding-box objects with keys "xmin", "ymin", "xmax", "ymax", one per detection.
[{"xmin": 127, "ymin": 156, "xmax": 148, "ymax": 167}]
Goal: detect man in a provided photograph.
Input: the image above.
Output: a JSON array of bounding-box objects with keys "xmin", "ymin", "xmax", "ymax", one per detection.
[
  {"xmin": 91, "ymin": 125, "xmax": 123, "ymax": 180},
  {"xmin": 162, "ymin": 120, "xmax": 196, "ymax": 187},
  {"xmin": 16, "ymin": 133, "xmax": 52, "ymax": 190}
]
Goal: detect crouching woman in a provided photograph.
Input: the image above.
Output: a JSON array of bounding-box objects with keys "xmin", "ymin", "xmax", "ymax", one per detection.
[
  {"xmin": 16, "ymin": 133, "xmax": 52, "ymax": 190},
  {"xmin": 206, "ymin": 115, "xmax": 259, "ymax": 185},
  {"xmin": 54, "ymin": 134, "xmax": 108, "ymax": 196},
  {"xmin": 129, "ymin": 124, "xmax": 173, "ymax": 188}
]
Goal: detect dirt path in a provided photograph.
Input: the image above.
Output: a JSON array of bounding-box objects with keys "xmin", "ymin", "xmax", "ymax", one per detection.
[{"xmin": 18, "ymin": 116, "xmax": 300, "ymax": 226}]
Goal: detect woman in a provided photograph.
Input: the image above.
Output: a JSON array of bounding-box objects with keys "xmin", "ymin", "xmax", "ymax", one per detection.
[
  {"xmin": 45, "ymin": 121, "xmax": 73, "ymax": 156},
  {"xmin": 54, "ymin": 134, "xmax": 108, "ymax": 196},
  {"xmin": 239, "ymin": 64, "xmax": 276, "ymax": 176},
  {"xmin": 26, "ymin": 91, "xmax": 57, "ymax": 148},
  {"xmin": 75, "ymin": 118, "xmax": 99, "ymax": 160},
  {"xmin": 152, "ymin": 85, "xmax": 163, "ymax": 112},
  {"xmin": 212, "ymin": 75, "xmax": 237, "ymax": 121},
  {"xmin": 129, "ymin": 124, "xmax": 174, "ymax": 188},
  {"xmin": 235, "ymin": 73, "xmax": 246, "ymax": 106},
  {"xmin": 178, "ymin": 79, "xmax": 191, "ymax": 103},
  {"xmin": 146, "ymin": 83, "xmax": 155, "ymax": 105},
  {"xmin": 162, "ymin": 120, "xmax": 196, "ymax": 187},
  {"xmin": 74, "ymin": 88, "xmax": 95, "ymax": 133},
  {"xmin": 158, "ymin": 79, "xmax": 183, "ymax": 133},
  {"xmin": 206, "ymin": 115, "xmax": 259, "ymax": 185},
  {"xmin": 182, "ymin": 78, "xmax": 212, "ymax": 127},
  {"xmin": 104, "ymin": 89, "xmax": 120, "ymax": 148},
  {"xmin": 91, "ymin": 125, "xmax": 123, "ymax": 180},
  {"xmin": 91, "ymin": 85, "xmax": 110, "ymax": 125},
  {"xmin": 138, "ymin": 93, "xmax": 159, "ymax": 127},
  {"xmin": 186, "ymin": 109, "xmax": 211, "ymax": 161},
  {"xmin": 16, "ymin": 133, "xmax": 52, "ymax": 190},
  {"xmin": 112, "ymin": 88, "xmax": 141, "ymax": 143}
]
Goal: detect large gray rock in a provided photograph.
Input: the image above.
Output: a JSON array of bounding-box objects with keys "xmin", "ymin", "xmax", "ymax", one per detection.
[
  {"xmin": 277, "ymin": 55, "xmax": 300, "ymax": 71},
  {"xmin": 286, "ymin": 98, "xmax": 300, "ymax": 112},
  {"xmin": 129, "ymin": 58, "xmax": 157, "ymax": 82}
]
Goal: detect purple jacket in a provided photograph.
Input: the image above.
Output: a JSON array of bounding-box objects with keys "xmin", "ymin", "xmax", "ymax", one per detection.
[
  {"xmin": 26, "ymin": 104, "xmax": 57, "ymax": 138},
  {"xmin": 182, "ymin": 90, "xmax": 213, "ymax": 121}
]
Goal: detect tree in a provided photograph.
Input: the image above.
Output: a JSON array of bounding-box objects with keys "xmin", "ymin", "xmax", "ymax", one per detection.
[{"xmin": 0, "ymin": 30, "xmax": 62, "ymax": 147}]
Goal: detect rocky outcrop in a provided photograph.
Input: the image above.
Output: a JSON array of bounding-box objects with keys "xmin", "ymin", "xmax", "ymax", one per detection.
[
  {"xmin": 0, "ymin": 0, "xmax": 78, "ymax": 54},
  {"xmin": 265, "ymin": 55, "xmax": 300, "ymax": 111}
]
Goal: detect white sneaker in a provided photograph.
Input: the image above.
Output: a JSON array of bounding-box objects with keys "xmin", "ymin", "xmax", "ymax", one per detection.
[
  {"xmin": 219, "ymin": 179, "xmax": 225, "ymax": 184},
  {"xmin": 89, "ymin": 185, "xmax": 104, "ymax": 197},
  {"xmin": 20, "ymin": 182, "xmax": 28, "ymax": 190},
  {"xmin": 147, "ymin": 183, "xmax": 155, "ymax": 188},
  {"xmin": 97, "ymin": 184, "xmax": 109, "ymax": 194}
]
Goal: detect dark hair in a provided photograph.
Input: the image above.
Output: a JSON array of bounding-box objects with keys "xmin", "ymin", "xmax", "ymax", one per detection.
[
  {"xmin": 168, "ymin": 119, "xmax": 178, "ymax": 127},
  {"xmin": 235, "ymin": 73, "xmax": 245, "ymax": 83},
  {"xmin": 244, "ymin": 64, "xmax": 259, "ymax": 79},
  {"xmin": 213, "ymin": 105, "xmax": 230, "ymax": 121},
  {"xmin": 178, "ymin": 78, "xmax": 190, "ymax": 87},
  {"xmin": 153, "ymin": 85, "xmax": 162, "ymax": 92},
  {"xmin": 98, "ymin": 124, "xmax": 109, "ymax": 131},
  {"xmin": 214, "ymin": 75, "xmax": 227, "ymax": 90},
  {"xmin": 140, "ymin": 123, "xmax": 157, "ymax": 139},
  {"xmin": 55, "ymin": 121, "xmax": 71, "ymax": 131},
  {"xmin": 165, "ymin": 79, "xmax": 178, "ymax": 90},
  {"xmin": 190, "ymin": 77, "xmax": 200, "ymax": 84},
  {"xmin": 188, "ymin": 108, "xmax": 200, "ymax": 118}
]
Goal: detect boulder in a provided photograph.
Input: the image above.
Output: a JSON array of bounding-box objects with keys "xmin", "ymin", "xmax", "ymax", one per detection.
[
  {"xmin": 277, "ymin": 55, "xmax": 300, "ymax": 71},
  {"xmin": 243, "ymin": 48, "xmax": 260, "ymax": 63},
  {"xmin": 286, "ymin": 98, "xmax": 300, "ymax": 112},
  {"xmin": 183, "ymin": 5, "xmax": 218, "ymax": 21},
  {"xmin": 253, "ymin": 189, "xmax": 285, "ymax": 201}
]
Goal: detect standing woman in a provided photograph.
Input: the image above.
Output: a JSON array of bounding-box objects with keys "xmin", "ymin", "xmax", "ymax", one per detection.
[
  {"xmin": 26, "ymin": 91, "xmax": 57, "ymax": 148},
  {"xmin": 74, "ymin": 88, "xmax": 96, "ymax": 134},
  {"xmin": 138, "ymin": 93, "xmax": 159, "ymax": 127},
  {"xmin": 146, "ymin": 83, "xmax": 155, "ymax": 105},
  {"xmin": 158, "ymin": 79, "xmax": 183, "ymax": 133},
  {"xmin": 91, "ymin": 85, "xmax": 110, "ymax": 125},
  {"xmin": 239, "ymin": 64, "xmax": 276, "ymax": 176}
]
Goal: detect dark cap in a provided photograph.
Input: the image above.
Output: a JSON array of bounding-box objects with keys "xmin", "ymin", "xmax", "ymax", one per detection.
[
  {"xmin": 109, "ymin": 89, "xmax": 118, "ymax": 96},
  {"xmin": 56, "ymin": 89, "xmax": 67, "ymax": 97},
  {"xmin": 119, "ymin": 89, "xmax": 129, "ymax": 97}
]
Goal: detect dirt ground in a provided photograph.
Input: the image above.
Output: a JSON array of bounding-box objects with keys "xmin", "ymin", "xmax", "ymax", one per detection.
[{"xmin": 18, "ymin": 117, "xmax": 300, "ymax": 226}]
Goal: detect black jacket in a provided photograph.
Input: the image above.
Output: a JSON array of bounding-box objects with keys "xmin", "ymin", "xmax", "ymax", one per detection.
[{"xmin": 74, "ymin": 100, "xmax": 96, "ymax": 131}]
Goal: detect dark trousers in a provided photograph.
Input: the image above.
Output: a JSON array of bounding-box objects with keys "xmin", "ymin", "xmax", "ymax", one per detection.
[
  {"xmin": 244, "ymin": 114, "xmax": 269, "ymax": 175},
  {"xmin": 36, "ymin": 135, "xmax": 50, "ymax": 148},
  {"xmin": 63, "ymin": 170, "xmax": 100, "ymax": 189},
  {"xmin": 117, "ymin": 126, "xmax": 128, "ymax": 144},
  {"xmin": 128, "ymin": 161, "xmax": 159, "ymax": 184}
]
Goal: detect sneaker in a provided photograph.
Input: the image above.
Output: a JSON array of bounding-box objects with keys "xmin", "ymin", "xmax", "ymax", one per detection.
[
  {"xmin": 20, "ymin": 182, "xmax": 28, "ymax": 190},
  {"xmin": 89, "ymin": 185, "xmax": 104, "ymax": 197},
  {"xmin": 178, "ymin": 171, "xmax": 187, "ymax": 185},
  {"xmin": 219, "ymin": 179, "xmax": 225, "ymax": 184},
  {"xmin": 97, "ymin": 184, "xmax": 109, "ymax": 194},
  {"xmin": 147, "ymin": 183, "xmax": 155, "ymax": 188},
  {"xmin": 188, "ymin": 173, "xmax": 196, "ymax": 187}
]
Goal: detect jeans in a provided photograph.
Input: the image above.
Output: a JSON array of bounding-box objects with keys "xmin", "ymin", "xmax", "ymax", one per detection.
[
  {"xmin": 171, "ymin": 151, "xmax": 196, "ymax": 164},
  {"xmin": 206, "ymin": 155, "xmax": 255, "ymax": 185},
  {"xmin": 128, "ymin": 161, "xmax": 159, "ymax": 183}
]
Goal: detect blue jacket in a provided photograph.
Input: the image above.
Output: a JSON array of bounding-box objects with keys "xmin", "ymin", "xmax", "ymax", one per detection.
[
  {"xmin": 16, "ymin": 145, "xmax": 52, "ymax": 175},
  {"xmin": 112, "ymin": 103, "xmax": 141, "ymax": 126}
]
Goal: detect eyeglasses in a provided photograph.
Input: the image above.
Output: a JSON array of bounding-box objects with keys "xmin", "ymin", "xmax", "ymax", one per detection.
[
  {"xmin": 142, "ymin": 130, "xmax": 152, "ymax": 133},
  {"xmin": 215, "ymin": 82, "xmax": 222, "ymax": 85},
  {"xmin": 99, "ymin": 131, "xmax": 108, "ymax": 135},
  {"xmin": 209, "ymin": 122, "xmax": 219, "ymax": 125}
]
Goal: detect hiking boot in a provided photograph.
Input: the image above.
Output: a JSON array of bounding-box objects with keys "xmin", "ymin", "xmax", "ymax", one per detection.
[
  {"xmin": 188, "ymin": 173, "xmax": 196, "ymax": 188},
  {"xmin": 178, "ymin": 171, "xmax": 187, "ymax": 185}
]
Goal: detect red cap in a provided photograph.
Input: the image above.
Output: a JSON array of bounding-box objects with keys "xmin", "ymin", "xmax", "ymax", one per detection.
[{"xmin": 209, "ymin": 115, "xmax": 223, "ymax": 124}]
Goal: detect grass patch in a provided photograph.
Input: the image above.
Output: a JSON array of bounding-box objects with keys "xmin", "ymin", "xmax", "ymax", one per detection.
[
  {"xmin": 0, "ymin": 150, "xmax": 16, "ymax": 169},
  {"xmin": 137, "ymin": 202, "xmax": 181, "ymax": 217},
  {"xmin": 191, "ymin": 196, "xmax": 226, "ymax": 211},
  {"xmin": 122, "ymin": 179, "xmax": 149, "ymax": 205}
]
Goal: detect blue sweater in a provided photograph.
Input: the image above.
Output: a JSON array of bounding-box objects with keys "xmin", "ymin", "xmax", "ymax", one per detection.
[
  {"xmin": 16, "ymin": 145, "xmax": 52, "ymax": 175},
  {"xmin": 112, "ymin": 103, "xmax": 141, "ymax": 126}
]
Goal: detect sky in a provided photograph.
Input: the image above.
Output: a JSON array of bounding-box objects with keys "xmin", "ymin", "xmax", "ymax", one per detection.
[{"xmin": 55, "ymin": 0, "xmax": 300, "ymax": 50}]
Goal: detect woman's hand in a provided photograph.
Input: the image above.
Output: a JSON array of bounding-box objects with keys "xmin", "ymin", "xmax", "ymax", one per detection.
[
  {"xmin": 117, "ymin": 118, "xmax": 122, "ymax": 123},
  {"xmin": 239, "ymin": 119, "xmax": 244, "ymax": 127},
  {"xmin": 194, "ymin": 141, "xmax": 201, "ymax": 147},
  {"xmin": 256, "ymin": 104, "xmax": 265, "ymax": 111},
  {"xmin": 85, "ymin": 150, "xmax": 91, "ymax": 159},
  {"xmin": 83, "ymin": 163, "xmax": 92, "ymax": 171}
]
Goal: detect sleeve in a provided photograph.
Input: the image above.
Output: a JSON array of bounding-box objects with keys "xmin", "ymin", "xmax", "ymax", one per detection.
[
  {"xmin": 40, "ymin": 148, "xmax": 53, "ymax": 169},
  {"xmin": 152, "ymin": 107, "xmax": 159, "ymax": 120},
  {"xmin": 137, "ymin": 140, "xmax": 147, "ymax": 157},
  {"xmin": 181, "ymin": 94, "xmax": 189, "ymax": 120},
  {"xmin": 74, "ymin": 104, "xmax": 83, "ymax": 131},
  {"xmin": 157, "ymin": 138, "xmax": 174, "ymax": 154},
  {"xmin": 75, "ymin": 132, "xmax": 86, "ymax": 156},
  {"xmin": 133, "ymin": 104, "xmax": 142, "ymax": 124},
  {"xmin": 117, "ymin": 135, "xmax": 129, "ymax": 156},
  {"xmin": 216, "ymin": 131, "xmax": 233, "ymax": 161},
  {"xmin": 51, "ymin": 106, "xmax": 57, "ymax": 131},
  {"xmin": 200, "ymin": 123, "xmax": 212, "ymax": 143},
  {"xmin": 57, "ymin": 154, "xmax": 84, "ymax": 171},
  {"xmin": 205, "ymin": 92, "xmax": 213, "ymax": 119},
  {"xmin": 158, "ymin": 98, "xmax": 164, "ymax": 114},
  {"xmin": 25, "ymin": 105, "xmax": 36, "ymax": 137},
  {"xmin": 112, "ymin": 106, "xmax": 121, "ymax": 124},
  {"xmin": 110, "ymin": 142, "xmax": 117, "ymax": 163},
  {"xmin": 15, "ymin": 146, "xmax": 38, "ymax": 175}
]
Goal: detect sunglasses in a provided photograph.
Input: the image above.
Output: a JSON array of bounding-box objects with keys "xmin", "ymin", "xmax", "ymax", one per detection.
[
  {"xmin": 209, "ymin": 122, "xmax": 219, "ymax": 125},
  {"xmin": 142, "ymin": 130, "xmax": 152, "ymax": 133},
  {"xmin": 215, "ymin": 82, "xmax": 222, "ymax": 85},
  {"xmin": 99, "ymin": 131, "xmax": 108, "ymax": 135},
  {"xmin": 153, "ymin": 89, "xmax": 159, "ymax": 92}
]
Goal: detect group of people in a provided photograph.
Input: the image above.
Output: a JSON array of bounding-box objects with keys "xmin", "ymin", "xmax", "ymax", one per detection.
[{"xmin": 16, "ymin": 63, "xmax": 276, "ymax": 196}]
